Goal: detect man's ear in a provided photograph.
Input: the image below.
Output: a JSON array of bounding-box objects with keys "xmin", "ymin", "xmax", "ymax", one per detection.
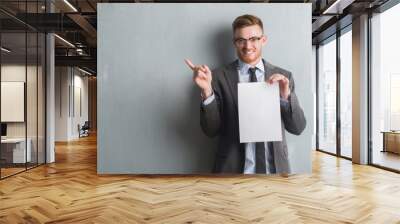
[{"xmin": 261, "ymin": 35, "xmax": 268, "ymax": 46}]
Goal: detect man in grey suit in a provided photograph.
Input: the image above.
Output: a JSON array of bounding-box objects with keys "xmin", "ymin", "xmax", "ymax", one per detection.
[{"xmin": 185, "ymin": 14, "xmax": 306, "ymax": 174}]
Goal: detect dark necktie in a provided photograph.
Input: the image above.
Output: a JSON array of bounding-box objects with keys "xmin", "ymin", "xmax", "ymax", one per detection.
[{"xmin": 248, "ymin": 67, "xmax": 266, "ymax": 174}]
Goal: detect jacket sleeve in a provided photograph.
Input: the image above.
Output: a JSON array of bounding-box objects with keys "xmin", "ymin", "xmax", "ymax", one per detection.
[
  {"xmin": 200, "ymin": 73, "xmax": 223, "ymax": 137},
  {"xmin": 281, "ymin": 72, "xmax": 306, "ymax": 135}
]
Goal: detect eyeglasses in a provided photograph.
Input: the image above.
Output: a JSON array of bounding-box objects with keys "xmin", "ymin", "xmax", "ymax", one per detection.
[{"xmin": 233, "ymin": 36, "xmax": 263, "ymax": 46}]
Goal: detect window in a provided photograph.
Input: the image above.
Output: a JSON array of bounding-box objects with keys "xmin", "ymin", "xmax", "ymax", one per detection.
[
  {"xmin": 318, "ymin": 37, "xmax": 337, "ymax": 154},
  {"xmin": 340, "ymin": 29, "xmax": 352, "ymax": 158},
  {"xmin": 370, "ymin": 3, "xmax": 400, "ymax": 171}
]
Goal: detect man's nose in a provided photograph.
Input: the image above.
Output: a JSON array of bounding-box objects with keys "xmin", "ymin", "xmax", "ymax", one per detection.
[{"xmin": 243, "ymin": 40, "xmax": 251, "ymax": 48}]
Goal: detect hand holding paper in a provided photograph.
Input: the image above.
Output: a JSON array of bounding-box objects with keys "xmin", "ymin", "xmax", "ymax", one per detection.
[{"xmin": 267, "ymin": 73, "xmax": 291, "ymax": 100}]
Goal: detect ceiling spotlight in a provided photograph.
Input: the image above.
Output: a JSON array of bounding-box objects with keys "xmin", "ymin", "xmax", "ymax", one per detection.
[
  {"xmin": 76, "ymin": 48, "xmax": 84, "ymax": 55},
  {"xmin": 1, "ymin": 47, "xmax": 11, "ymax": 53},
  {"xmin": 63, "ymin": 0, "xmax": 78, "ymax": 12},
  {"xmin": 78, "ymin": 67, "xmax": 92, "ymax": 76},
  {"xmin": 54, "ymin": 34, "xmax": 75, "ymax": 48},
  {"xmin": 322, "ymin": 0, "xmax": 354, "ymax": 15}
]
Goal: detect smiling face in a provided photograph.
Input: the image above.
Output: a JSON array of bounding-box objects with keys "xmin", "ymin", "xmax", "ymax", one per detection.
[{"xmin": 233, "ymin": 25, "xmax": 267, "ymax": 66}]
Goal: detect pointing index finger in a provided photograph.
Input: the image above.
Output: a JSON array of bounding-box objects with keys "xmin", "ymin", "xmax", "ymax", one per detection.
[{"xmin": 184, "ymin": 59, "xmax": 196, "ymax": 70}]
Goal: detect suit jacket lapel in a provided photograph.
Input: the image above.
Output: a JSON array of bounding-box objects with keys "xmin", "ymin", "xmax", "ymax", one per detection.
[
  {"xmin": 263, "ymin": 59, "xmax": 274, "ymax": 82},
  {"xmin": 223, "ymin": 60, "xmax": 240, "ymax": 110}
]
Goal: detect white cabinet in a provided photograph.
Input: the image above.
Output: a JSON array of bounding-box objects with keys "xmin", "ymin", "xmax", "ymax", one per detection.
[{"xmin": 1, "ymin": 138, "xmax": 32, "ymax": 163}]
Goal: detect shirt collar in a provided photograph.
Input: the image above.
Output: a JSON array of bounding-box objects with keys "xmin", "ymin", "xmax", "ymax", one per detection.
[{"xmin": 237, "ymin": 59, "xmax": 265, "ymax": 76}]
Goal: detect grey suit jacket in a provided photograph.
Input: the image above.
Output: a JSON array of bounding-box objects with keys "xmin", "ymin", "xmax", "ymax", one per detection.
[{"xmin": 200, "ymin": 59, "xmax": 306, "ymax": 174}]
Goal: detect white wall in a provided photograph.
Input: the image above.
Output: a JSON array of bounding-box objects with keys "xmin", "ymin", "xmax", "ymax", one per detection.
[
  {"xmin": 71, "ymin": 72, "xmax": 89, "ymax": 138},
  {"xmin": 55, "ymin": 67, "xmax": 89, "ymax": 141},
  {"xmin": 55, "ymin": 67, "xmax": 68, "ymax": 141}
]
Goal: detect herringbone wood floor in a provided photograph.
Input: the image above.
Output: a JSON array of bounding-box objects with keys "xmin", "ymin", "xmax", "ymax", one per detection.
[{"xmin": 1, "ymin": 134, "xmax": 400, "ymax": 223}]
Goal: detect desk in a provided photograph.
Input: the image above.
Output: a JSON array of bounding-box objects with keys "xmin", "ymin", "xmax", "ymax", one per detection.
[
  {"xmin": 1, "ymin": 138, "xmax": 31, "ymax": 163},
  {"xmin": 381, "ymin": 131, "xmax": 400, "ymax": 154}
]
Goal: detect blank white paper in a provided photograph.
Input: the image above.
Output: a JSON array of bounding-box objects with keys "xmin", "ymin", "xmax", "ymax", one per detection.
[{"xmin": 238, "ymin": 82, "xmax": 282, "ymax": 143}]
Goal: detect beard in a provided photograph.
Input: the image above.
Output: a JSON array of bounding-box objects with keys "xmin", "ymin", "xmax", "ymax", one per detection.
[{"xmin": 237, "ymin": 48, "xmax": 262, "ymax": 65}]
